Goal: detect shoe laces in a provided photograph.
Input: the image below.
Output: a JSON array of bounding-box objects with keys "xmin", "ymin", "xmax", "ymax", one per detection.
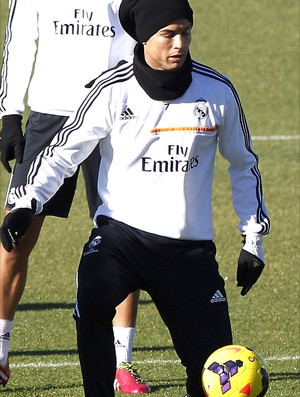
[{"xmin": 118, "ymin": 362, "xmax": 144, "ymax": 383}]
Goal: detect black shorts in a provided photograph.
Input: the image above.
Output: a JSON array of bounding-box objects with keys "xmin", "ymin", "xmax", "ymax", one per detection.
[
  {"xmin": 5, "ymin": 111, "xmax": 102, "ymax": 218},
  {"xmin": 76, "ymin": 216, "xmax": 232, "ymax": 396}
]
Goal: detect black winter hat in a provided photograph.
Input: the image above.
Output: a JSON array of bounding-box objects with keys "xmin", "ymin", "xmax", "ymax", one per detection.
[{"xmin": 119, "ymin": 0, "xmax": 193, "ymax": 43}]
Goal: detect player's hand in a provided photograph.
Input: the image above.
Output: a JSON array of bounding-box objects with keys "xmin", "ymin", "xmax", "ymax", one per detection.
[
  {"xmin": 0, "ymin": 207, "xmax": 35, "ymax": 252},
  {"xmin": 237, "ymin": 249, "xmax": 265, "ymax": 296},
  {"xmin": 0, "ymin": 114, "xmax": 25, "ymax": 172}
]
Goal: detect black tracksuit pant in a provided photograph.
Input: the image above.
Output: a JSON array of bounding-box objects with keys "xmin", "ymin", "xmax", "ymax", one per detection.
[{"xmin": 74, "ymin": 216, "xmax": 232, "ymax": 397}]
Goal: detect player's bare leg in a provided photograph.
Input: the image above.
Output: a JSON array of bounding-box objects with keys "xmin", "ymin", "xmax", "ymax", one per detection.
[
  {"xmin": 114, "ymin": 291, "xmax": 140, "ymax": 328},
  {"xmin": 0, "ymin": 215, "xmax": 44, "ymax": 385},
  {"xmin": 0, "ymin": 214, "xmax": 44, "ymax": 319},
  {"xmin": 113, "ymin": 291, "xmax": 151, "ymax": 394}
]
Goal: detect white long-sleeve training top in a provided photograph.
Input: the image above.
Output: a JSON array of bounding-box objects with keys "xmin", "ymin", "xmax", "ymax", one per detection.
[
  {"xmin": 0, "ymin": 0, "xmax": 135, "ymax": 117},
  {"xmin": 11, "ymin": 59, "xmax": 270, "ymax": 241}
]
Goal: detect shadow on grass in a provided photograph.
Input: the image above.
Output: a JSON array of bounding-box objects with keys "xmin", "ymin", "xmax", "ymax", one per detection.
[
  {"xmin": 1, "ymin": 382, "xmax": 186, "ymax": 395},
  {"xmin": 0, "ymin": 382, "xmax": 83, "ymax": 394},
  {"xmin": 17, "ymin": 298, "xmax": 153, "ymax": 312},
  {"xmin": 10, "ymin": 345, "xmax": 173, "ymax": 357},
  {"xmin": 17, "ymin": 302, "xmax": 74, "ymax": 311},
  {"xmin": 270, "ymin": 372, "xmax": 300, "ymax": 380},
  {"xmin": 148, "ymin": 372, "xmax": 300, "ymax": 393},
  {"xmin": 10, "ymin": 349, "xmax": 78, "ymax": 357},
  {"xmin": 143, "ymin": 380, "xmax": 186, "ymax": 393},
  {"xmin": 135, "ymin": 345, "xmax": 174, "ymax": 352}
]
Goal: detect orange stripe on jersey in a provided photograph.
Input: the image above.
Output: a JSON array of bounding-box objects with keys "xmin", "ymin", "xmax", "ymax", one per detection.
[{"xmin": 150, "ymin": 126, "xmax": 218, "ymax": 134}]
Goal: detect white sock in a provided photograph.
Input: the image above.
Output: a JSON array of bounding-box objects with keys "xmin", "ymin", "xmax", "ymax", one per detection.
[
  {"xmin": 0, "ymin": 320, "xmax": 13, "ymax": 365},
  {"xmin": 113, "ymin": 326, "xmax": 136, "ymax": 367}
]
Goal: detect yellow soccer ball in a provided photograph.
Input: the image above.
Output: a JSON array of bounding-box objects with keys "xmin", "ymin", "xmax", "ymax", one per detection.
[{"xmin": 202, "ymin": 345, "xmax": 269, "ymax": 396}]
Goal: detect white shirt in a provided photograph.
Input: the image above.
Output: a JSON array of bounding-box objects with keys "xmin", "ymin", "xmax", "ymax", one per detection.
[
  {"xmin": 0, "ymin": 0, "xmax": 136, "ymax": 117},
  {"xmin": 11, "ymin": 59, "xmax": 270, "ymax": 240}
]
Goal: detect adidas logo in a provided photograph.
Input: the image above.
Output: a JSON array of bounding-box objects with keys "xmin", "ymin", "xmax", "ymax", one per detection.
[
  {"xmin": 114, "ymin": 339, "xmax": 125, "ymax": 348},
  {"xmin": 120, "ymin": 107, "xmax": 136, "ymax": 120},
  {"xmin": 0, "ymin": 332, "xmax": 10, "ymax": 340},
  {"xmin": 210, "ymin": 290, "xmax": 226, "ymax": 303}
]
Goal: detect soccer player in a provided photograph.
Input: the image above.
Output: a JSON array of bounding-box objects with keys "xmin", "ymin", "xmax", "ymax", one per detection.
[
  {"xmin": 0, "ymin": 0, "xmax": 270, "ymax": 396},
  {"xmin": 0, "ymin": 0, "xmax": 150, "ymax": 393}
]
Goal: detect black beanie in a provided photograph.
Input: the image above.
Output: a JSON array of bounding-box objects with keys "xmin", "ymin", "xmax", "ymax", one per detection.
[{"xmin": 119, "ymin": 0, "xmax": 193, "ymax": 43}]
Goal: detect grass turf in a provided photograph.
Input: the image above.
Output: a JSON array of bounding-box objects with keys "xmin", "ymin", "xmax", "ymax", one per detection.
[{"xmin": 0, "ymin": 0, "xmax": 299, "ymax": 395}]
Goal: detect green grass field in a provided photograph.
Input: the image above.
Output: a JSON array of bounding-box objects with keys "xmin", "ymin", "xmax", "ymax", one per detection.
[{"xmin": 0, "ymin": 1, "xmax": 299, "ymax": 396}]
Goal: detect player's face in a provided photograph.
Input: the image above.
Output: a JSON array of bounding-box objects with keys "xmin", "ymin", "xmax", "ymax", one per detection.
[{"xmin": 144, "ymin": 18, "xmax": 192, "ymax": 71}]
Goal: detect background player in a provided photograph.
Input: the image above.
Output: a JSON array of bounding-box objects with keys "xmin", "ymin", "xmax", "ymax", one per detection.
[{"xmin": 0, "ymin": 0, "xmax": 150, "ymax": 393}]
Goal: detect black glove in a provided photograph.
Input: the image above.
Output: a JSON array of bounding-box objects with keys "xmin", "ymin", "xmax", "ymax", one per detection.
[
  {"xmin": 0, "ymin": 114, "xmax": 25, "ymax": 172},
  {"xmin": 237, "ymin": 249, "xmax": 265, "ymax": 296},
  {"xmin": 0, "ymin": 205, "xmax": 35, "ymax": 252}
]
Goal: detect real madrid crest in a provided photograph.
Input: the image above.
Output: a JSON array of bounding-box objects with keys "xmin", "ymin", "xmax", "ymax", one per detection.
[
  {"xmin": 89, "ymin": 235, "xmax": 102, "ymax": 249},
  {"xmin": 194, "ymin": 98, "xmax": 208, "ymax": 119}
]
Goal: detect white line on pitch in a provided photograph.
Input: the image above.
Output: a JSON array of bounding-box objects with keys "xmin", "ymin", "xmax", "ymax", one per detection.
[
  {"xmin": 10, "ymin": 355, "xmax": 300, "ymax": 369},
  {"xmin": 252, "ymin": 135, "xmax": 299, "ymax": 141}
]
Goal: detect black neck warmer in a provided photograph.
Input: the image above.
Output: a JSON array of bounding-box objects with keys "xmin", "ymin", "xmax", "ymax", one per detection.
[{"xmin": 133, "ymin": 44, "xmax": 192, "ymax": 101}]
